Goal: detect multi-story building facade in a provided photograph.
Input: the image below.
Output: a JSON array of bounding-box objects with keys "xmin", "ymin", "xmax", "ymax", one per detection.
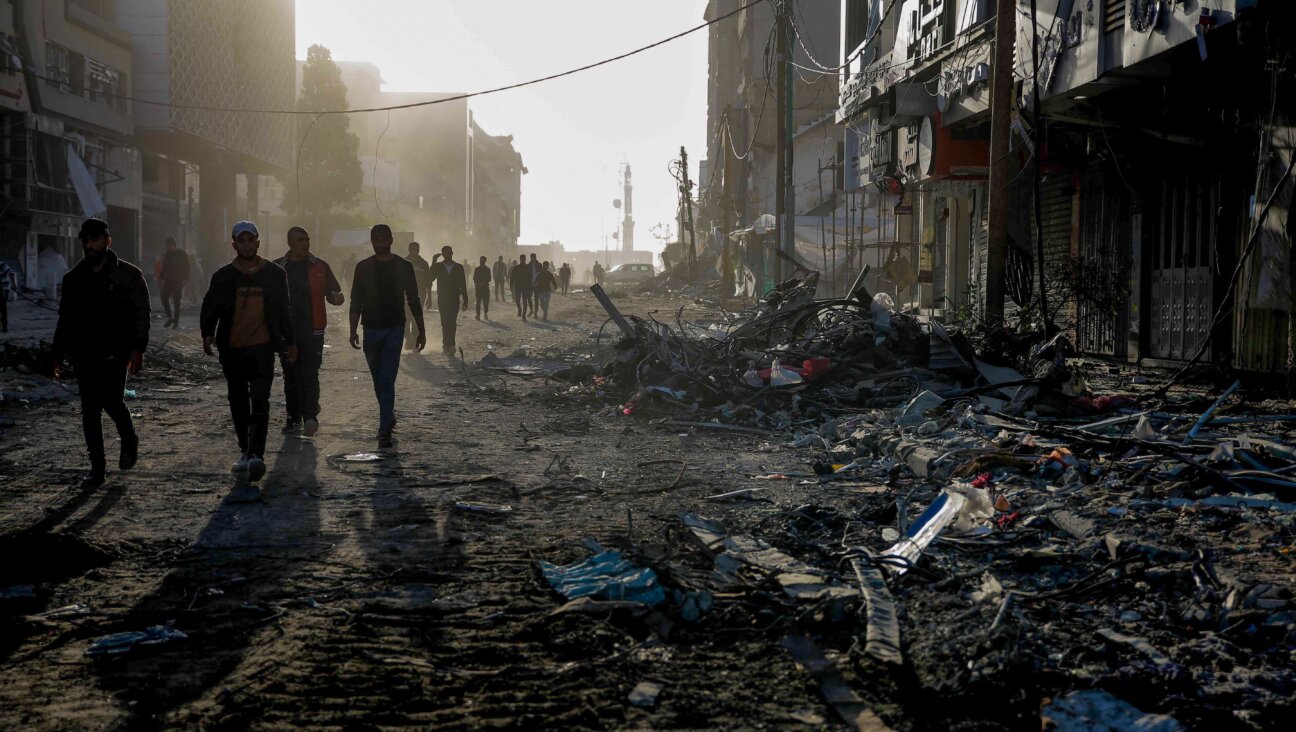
[
  {"xmin": 1, "ymin": 0, "xmax": 140, "ymax": 294},
  {"xmin": 470, "ymin": 116, "xmax": 525, "ymax": 259},
  {"xmin": 837, "ymin": 0, "xmax": 1290, "ymax": 372},
  {"xmin": 113, "ymin": 0, "xmax": 295, "ymax": 273}
]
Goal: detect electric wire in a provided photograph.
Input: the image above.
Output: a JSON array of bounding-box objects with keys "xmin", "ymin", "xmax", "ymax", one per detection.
[{"xmin": 4, "ymin": 0, "xmax": 766, "ymax": 117}]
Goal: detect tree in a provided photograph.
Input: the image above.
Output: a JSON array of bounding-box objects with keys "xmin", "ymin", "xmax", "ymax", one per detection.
[{"xmin": 281, "ymin": 45, "xmax": 363, "ymax": 218}]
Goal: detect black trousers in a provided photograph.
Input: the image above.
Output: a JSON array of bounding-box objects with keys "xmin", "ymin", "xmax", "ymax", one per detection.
[
  {"xmin": 495, "ymin": 278, "xmax": 505, "ymax": 302},
  {"xmin": 281, "ymin": 333, "xmax": 324, "ymax": 420},
  {"xmin": 515, "ymin": 288, "xmax": 530, "ymax": 318},
  {"xmin": 220, "ymin": 345, "xmax": 275, "ymax": 457},
  {"xmin": 475, "ymin": 285, "xmax": 490, "ymax": 318},
  {"xmin": 161, "ymin": 284, "xmax": 183, "ymax": 322},
  {"xmin": 439, "ymin": 302, "xmax": 461, "ymax": 351},
  {"xmin": 74, "ymin": 356, "xmax": 135, "ymax": 469},
  {"xmin": 0, "ymin": 292, "xmax": 8, "ymax": 331}
]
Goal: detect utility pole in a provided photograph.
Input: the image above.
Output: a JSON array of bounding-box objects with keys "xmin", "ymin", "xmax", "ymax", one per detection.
[
  {"xmin": 680, "ymin": 146, "xmax": 697, "ymax": 276},
  {"xmin": 721, "ymin": 106, "xmax": 736, "ymax": 298},
  {"xmin": 775, "ymin": 0, "xmax": 794, "ymax": 282},
  {"xmin": 984, "ymin": 0, "xmax": 1016, "ymax": 326}
]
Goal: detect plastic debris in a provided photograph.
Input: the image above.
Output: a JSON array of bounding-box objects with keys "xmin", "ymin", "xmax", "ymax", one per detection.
[
  {"xmin": 86, "ymin": 622, "xmax": 187, "ymax": 656},
  {"xmin": 627, "ymin": 680, "xmax": 663, "ymax": 708},
  {"xmin": 538, "ymin": 549, "xmax": 665, "ymax": 606},
  {"xmin": 452, "ymin": 501, "xmax": 514, "ymax": 514},
  {"xmin": 1040, "ymin": 690, "xmax": 1183, "ymax": 732}
]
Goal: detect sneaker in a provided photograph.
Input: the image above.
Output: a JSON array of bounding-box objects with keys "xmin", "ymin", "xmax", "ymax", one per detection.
[
  {"xmin": 232, "ymin": 453, "xmax": 250, "ymax": 474},
  {"xmin": 377, "ymin": 432, "xmax": 393, "ymax": 449},
  {"xmin": 79, "ymin": 469, "xmax": 106, "ymax": 489},
  {"xmin": 247, "ymin": 456, "xmax": 266, "ymax": 482},
  {"xmin": 282, "ymin": 418, "xmax": 302, "ymax": 434},
  {"xmin": 302, "ymin": 418, "xmax": 319, "ymax": 438},
  {"xmin": 119, "ymin": 433, "xmax": 139, "ymax": 470}
]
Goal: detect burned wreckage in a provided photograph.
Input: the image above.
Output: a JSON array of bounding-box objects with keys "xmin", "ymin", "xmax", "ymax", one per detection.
[{"xmin": 515, "ymin": 272, "xmax": 1296, "ymax": 729}]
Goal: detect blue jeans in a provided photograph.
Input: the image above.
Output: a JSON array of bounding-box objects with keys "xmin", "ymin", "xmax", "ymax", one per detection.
[{"xmin": 362, "ymin": 326, "xmax": 403, "ymax": 434}]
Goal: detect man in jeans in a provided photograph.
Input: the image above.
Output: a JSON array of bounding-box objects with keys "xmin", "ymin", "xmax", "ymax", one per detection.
[
  {"xmin": 201, "ymin": 221, "xmax": 296, "ymax": 483},
  {"xmin": 52, "ymin": 217, "xmax": 150, "ymax": 489},
  {"xmin": 274, "ymin": 227, "xmax": 344, "ymax": 437},
  {"xmin": 350, "ymin": 224, "xmax": 425, "ymax": 448}
]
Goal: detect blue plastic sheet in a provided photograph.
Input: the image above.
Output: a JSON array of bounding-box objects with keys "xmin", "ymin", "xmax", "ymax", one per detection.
[{"xmin": 539, "ymin": 550, "xmax": 665, "ymax": 606}]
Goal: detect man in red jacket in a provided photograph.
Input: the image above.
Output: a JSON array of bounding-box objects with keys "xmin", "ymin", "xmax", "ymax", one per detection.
[{"xmin": 275, "ymin": 226, "xmax": 344, "ymax": 437}]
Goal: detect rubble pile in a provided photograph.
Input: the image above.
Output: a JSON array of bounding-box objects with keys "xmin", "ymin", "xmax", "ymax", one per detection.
[{"xmin": 537, "ymin": 276, "xmax": 1296, "ymax": 729}]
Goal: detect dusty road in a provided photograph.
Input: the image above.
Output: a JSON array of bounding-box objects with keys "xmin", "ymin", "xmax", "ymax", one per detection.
[{"xmin": 0, "ymin": 290, "xmax": 833, "ymax": 730}]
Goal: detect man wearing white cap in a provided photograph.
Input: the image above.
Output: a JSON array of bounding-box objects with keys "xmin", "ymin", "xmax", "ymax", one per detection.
[{"xmin": 200, "ymin": 221, "xmax": 297, "ymax": 483}]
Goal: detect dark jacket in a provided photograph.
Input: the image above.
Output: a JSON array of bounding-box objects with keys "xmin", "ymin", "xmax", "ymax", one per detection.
[
  {"xmin": 160, "ymin": 249, "xmax": 190, "ymax": 284},
  {"xmin": 473, "ymin": 264, "xmax": 492, "ymax": 287},
  {"xmin": 430, "ymin": 260, "xmax": 470, "ymax": 309},
  {"xmin": 350, "ymin": 255, "xmax": 421, "ymax": 329},
  {"xmin": 492, "ymin": 259, "xmax": 507, "ymax": 283},
  {"xmin": 274, "ymin": 254, "xmax": 342, "ymax": 337},
  {"xmin": 510, "ymin": 263, "xmax": 531, "ymax": 291},
  {"xmin": 53, "ymin": 250, "xmax": 150, "ymax": 362},
  {"xmin": 200, "ymin": 258, "xmax": 294, "ymax": 352}
]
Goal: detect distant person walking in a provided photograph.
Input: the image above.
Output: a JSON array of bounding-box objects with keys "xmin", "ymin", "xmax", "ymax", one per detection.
[
  {"xmin": 201, "ymin": 221, "xmax": 296, "ymax": 484},
  {"xmin": 558, "ymin": 262, "xmax": 572, "ymax": 296},
  {"xmin": 592, "ymin": 261, "xmax": 605, "ymax": 287},
  {"xmin": 341, "ymin": 251, "xmax": 357, "ymax": 294},
  {"xmin": 430, "ymin": 245, "xmax": 470, "ymax": 354},
  {"xmin": 406, "ymin": 241, "xmax": 432, "ymax": 310},
  {"xmin": 0, "ymin": 259, "xmax": 17, "ymax": 332},
  {"xmin": 158, "ymin": 237, "xmax": 190, "ymax": 329},
  {"xmin": 350, "ymin": 224, "xmax": 425, "ymax": 449},
  {"xmin": 473, "ymin": 255, "xmax": 492, "ymax": 321},
  {"xmin": 52, "ymin": 217, "xmax": 149, "ymax": 489},
  {"xmin": 510, "ymin": 255, "xmax": 530, "ymax": 321},
  {"xmin": 527, "ymin": 253, "xmax": 542, "ymax": 317},
  {"xmin": 492, "ymin": 255, "xmax": 507, "ymax": 302},
  {"xmin": 536, "ymin": 261, "xmax": 557, "ymax": 321},
  {"xmin": 274, "ymin": 227, "xmax": 344, "ymax": 438}
]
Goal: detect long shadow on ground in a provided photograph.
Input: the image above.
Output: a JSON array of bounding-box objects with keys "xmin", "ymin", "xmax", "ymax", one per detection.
[{"xmin": 90, "ymin": 436, "xmax": 324, "ymax": 729}]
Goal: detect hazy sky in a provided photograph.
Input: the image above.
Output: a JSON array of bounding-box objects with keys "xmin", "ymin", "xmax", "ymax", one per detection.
[{"xmin": 296, "ymin": 1, "xmax": 712, "ymax": 254}]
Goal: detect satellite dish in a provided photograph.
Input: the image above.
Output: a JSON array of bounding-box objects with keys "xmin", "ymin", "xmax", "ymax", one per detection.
[
  {"xmin": 918, "ymin": 116, "xmax": 935, "ymax": 178},
  {"xmin": 613, "ymin": 199, "xmax": 622, "ymax": 209}
]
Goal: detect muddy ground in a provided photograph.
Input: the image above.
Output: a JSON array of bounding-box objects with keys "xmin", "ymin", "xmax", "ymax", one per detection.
[{"xmin": 1, "ymin": 289, "xmax": 1293, "ymax": 730}]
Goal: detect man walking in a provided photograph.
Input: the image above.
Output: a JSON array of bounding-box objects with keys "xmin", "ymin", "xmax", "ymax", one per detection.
[
  {"xmin": 473, "ymin": 255, "xmax": 492, "ymax": 321},
  {"xmin": 52, "ymin": 217, "xmax": 149, "ymax": 489},
  {"xmin": 0, "ymin": 258, "xmax": 17, "ymax": 332},
  {"xmin": 510, "ymin": 255, "xmax": 530, "ymax": 321},
  {"xmin": 536, "ymin": 261, "xmax": 557, "ymax": 321},
  {"xmin": 350, "ymin": 224, "xmax": 425, "ymax": 449},
  {"xmin": 527, "ymin": 253, "xmax": 542, "ymax": 317},
  {"xmin": 430, "ymin": 245, "xmax": 470, "ymax": 354},
  {"xmin": 201, "ymin": 221, "xmax": 296, "ymax": 483},
  {"xmin": 275, "ymin": 227, "xmax": 344, "ymax": 438},
  {"xmin": 158, "ymin": 237, "xmax": 189, "ymax": 328},
  {"xmin": 407, "ymin": 241, "xmax": 432, "ymax": 310},
  {"xmin": 559, "ymin": 262, "xmax": 572, "ymax": 296},
  {"xmin": 492, "ymin": 255, "xmax": 507, "ymax": 303},
  {"xmin": 593, "ymin": 261, "xmax": 605, "ymax": 287}
]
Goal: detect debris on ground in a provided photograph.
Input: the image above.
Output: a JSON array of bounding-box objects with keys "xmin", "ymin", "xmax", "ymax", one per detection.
[{"xmin": 86, "ymin": 622, "xmax": 188, "ymax": 656}]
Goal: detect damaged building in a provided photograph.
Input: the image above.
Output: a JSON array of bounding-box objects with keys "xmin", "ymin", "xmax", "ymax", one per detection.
[{"xmin": 837, "ymin": 0, "xmax": 1293, "ymax": 374}]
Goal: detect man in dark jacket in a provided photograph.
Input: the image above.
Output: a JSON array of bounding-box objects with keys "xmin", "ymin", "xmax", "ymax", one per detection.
[
  {"xmin": 52, "ymin": 217, "xmax": 150, "ymax": 489},
  {"xmin": 492, "ymin": 255, "xmax": 508, "ymax": 302},
  {"xmin": 510, "ymin": 255, "xmax": 530, "ymax": 321},
  {"xmin": 200, "ymin": 220, "xmax": 296, "ymax": 484},
  {"xmin": 430, "ymin": 245, "xmax": 470, "ymax": 354},
  {"xmin": 158, "ymin": 237, "xmax": 189, "ymax": 328},
  {"xmin": 350, "ymin": 224, "xmax": 425, "ymax": 448},
  {"xmin": 473, "ymin": 255, "xmax": 492, "ymax": 321},
  {"xmin": 274, "ymin": 226, "xmax": 344, "ymax": 438}
]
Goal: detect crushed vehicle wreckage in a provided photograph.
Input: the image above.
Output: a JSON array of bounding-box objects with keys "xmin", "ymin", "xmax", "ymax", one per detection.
[{"xmin": 515, "ymin": 271, "xmax": 1296, "ymax": 729}]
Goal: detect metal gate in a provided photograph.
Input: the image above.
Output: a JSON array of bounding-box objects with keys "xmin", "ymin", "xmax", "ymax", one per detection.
[
  {"xmin": 1149, "ymin": 176, "xmax": 1217, "ymax": 361},
  {"xmin": 1077, "ymin": 169, "xmax": 1129, "ymax": 356}
]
